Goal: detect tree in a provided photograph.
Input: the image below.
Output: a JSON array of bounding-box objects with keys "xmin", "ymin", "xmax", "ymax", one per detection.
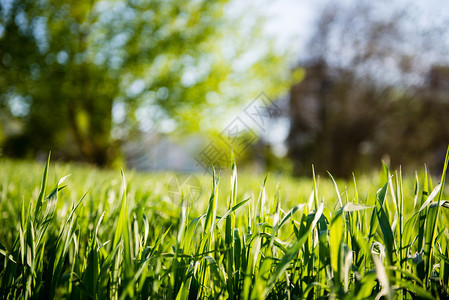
[
  {"xmin": 0, "ymin": 0, "xmax": 293, "ymax": 165},
  {"xmin": 287, "ymin": 1, "xmax": 449, "ymax": 176}
]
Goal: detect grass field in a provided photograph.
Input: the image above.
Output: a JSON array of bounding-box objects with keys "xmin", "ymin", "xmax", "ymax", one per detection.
[{"xmin": 1, "ymin": 152, "xmax": 449, "ymax": 299}]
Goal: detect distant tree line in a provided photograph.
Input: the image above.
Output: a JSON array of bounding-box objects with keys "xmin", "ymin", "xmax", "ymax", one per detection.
[{"xmin": 287, "ymin": 1, "xmax": 449, "ymax": 177}]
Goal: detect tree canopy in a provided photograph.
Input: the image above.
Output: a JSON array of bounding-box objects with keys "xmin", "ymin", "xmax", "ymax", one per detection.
[{"xmin": 0, "ymin": 0, "xmax": 295, "ymax": 165}]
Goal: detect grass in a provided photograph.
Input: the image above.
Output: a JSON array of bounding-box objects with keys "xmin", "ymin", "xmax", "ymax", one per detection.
[{"xmin": 0, "ymin": 151, "xmax": 448, "ymax": 299}]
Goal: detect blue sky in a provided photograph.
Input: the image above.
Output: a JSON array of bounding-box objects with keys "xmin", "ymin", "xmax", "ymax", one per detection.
[{"xmin": 261, "ymin": 0, "xmax": 318, "ymax": 56}]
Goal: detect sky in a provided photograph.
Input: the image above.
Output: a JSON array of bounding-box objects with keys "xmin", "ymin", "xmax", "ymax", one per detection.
[{"xmin": 260, "ymin": 0, "xmax": 319, "ymax": 57}]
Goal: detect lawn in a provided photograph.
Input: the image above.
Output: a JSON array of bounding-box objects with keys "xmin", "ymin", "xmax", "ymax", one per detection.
[{"xmin": 0, "ymin": 152, "xmax": 448, "ymax": 299}]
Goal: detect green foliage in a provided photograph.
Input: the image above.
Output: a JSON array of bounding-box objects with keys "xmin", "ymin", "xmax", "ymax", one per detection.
[
  {"xmin": 0, "ymin": 0, "xmax": 295, "ymax": 165},
  {"xmin": 0, "ymin": 152, "xmax": 449, "ymax": 299}
]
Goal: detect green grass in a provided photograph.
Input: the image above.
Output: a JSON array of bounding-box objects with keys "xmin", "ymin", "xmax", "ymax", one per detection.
[{"xmin": 0, "ymin": 152, "xmax": 449, "ymax": 299}]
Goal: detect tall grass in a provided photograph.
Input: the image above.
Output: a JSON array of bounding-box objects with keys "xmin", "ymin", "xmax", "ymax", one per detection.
[{"xmin": 0, "ymin": 151, "xmax": 448, "ymax": 299}]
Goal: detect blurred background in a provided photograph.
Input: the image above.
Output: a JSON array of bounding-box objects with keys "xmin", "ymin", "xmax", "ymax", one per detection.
[{"xmin": 1, "ymin": 0, "xmax": 449, "ymax": 177}]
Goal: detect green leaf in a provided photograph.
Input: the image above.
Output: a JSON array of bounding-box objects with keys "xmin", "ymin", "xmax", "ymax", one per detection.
[
  {"xmin": 35, "ymin": 152, "xmax": 50, "ymax": 220},
  {"xmin": 425, "ymin": 145, "xmax": 449, "ymax": 284},
  {"xmin": 343, "ymin": 202, "xmax": 374, "ymax": 212}
]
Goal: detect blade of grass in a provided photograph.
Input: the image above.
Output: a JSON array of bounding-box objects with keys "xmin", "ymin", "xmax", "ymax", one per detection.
[{"xmin": 425, "ymin": 146, "xmax": 449, "ymax": 285}]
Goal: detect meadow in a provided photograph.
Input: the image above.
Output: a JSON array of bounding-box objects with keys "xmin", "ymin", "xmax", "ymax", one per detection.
[{"xmin": 0, "ymin": 152, "xmax": 448, "ymax": 299}]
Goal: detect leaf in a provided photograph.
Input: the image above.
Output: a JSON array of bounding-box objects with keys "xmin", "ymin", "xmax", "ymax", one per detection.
[
  {"xmin": 425, "ymin": 145, "xmax": 449, "ymax": 284},
  {"xmin": 418, "ymin": 183, "xmax": 441, "ymax": 212},
  {"xmin": 328, "ymin": 171, "xmax": 343, "ymax": 207},
  {"xmin": 372, "ymin": 180, "xmax": 396, "ymax": 266},
  {"xmin": 217, "ymin": 197, "xmax": 250, "ymax": 225},
  {"xmin": 372, "ymin": 252, "xmax": 392, "ymax": 300},
  {"xmin": 35, "ymin": 152, "xmax": 50, "ymax": 220},
  {"xmin": 343, "ymin": 202, "xmax": 374, "ymax": 212},
  {"xmin": 394, "ymin": 279, "xmax": 433, "ymax": 299},
  {"xmin": 274, "ymin": 203, "xmax": 306, "ymax": 232}
]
